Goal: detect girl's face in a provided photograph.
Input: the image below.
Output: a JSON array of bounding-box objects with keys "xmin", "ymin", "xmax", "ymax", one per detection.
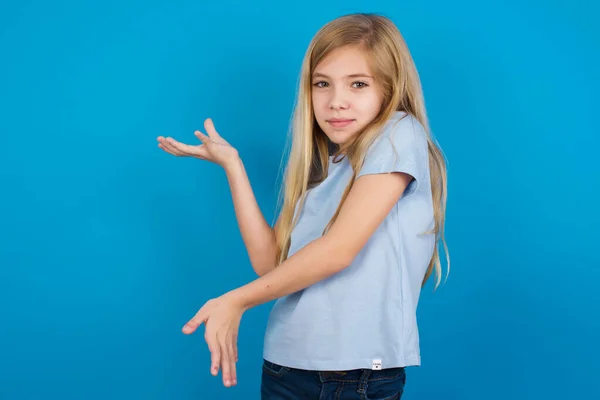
[{"xmin": 311, "ymin": 45, "xmax": 384, "ymax": 146}]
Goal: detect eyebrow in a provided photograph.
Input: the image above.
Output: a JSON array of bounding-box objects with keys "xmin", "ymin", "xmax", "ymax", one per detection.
[{"xmin": 312, "ymin": 72, "xmax": 374, "ymax": 79}]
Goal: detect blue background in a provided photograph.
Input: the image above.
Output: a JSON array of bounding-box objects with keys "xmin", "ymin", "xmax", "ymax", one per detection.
[{"xmin": 1, "ymin": 0, "xmax": 598, "ymax": 399}]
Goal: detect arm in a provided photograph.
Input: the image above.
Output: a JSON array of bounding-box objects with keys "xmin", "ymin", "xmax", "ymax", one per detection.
[
  {"xmin": 182, "ymin": 171, "xmax": 414, "ymax": 388},
  {"xmin": 180, "ymin": 114, "xmax": 428, "ymax": 388},
  {"xmin": 224, "ymin": 157, "xmax": 279, "ymax": 277},
  {"xmin": 229, "ymin": 171, "xmax": 413, "ymax": 309},
  {"xmin": 157, "ymin": 119, "xmax": 279, "ymax": 277}
]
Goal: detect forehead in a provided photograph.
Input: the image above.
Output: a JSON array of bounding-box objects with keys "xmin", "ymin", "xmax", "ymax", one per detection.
[{"xmin": 313, "ymin": 46, "xmax": 372, "ymax": 77}]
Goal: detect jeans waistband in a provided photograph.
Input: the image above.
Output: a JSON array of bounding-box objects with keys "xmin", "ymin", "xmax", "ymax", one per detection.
[{"xmin": 318, "ymin": 366, "xmax": 405, "ymax": 383}]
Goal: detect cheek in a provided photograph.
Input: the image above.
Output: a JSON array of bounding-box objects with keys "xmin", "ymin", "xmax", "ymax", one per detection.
[
  {"xmin": 359, "ymin": 91, "xmax": 383, "ymax": 115},
  {"xmin": 312, "ymin": 93, "xmax": 327, "ymax": 116},
  {"xmin": 361, "ymin": 91, "xmax": 380, "ymax": 106}
]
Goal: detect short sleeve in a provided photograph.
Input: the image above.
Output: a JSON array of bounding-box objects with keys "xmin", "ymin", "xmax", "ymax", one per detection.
[{"xmin": 357, "ymin": 114, "xmax": 427, "ymax": 195}]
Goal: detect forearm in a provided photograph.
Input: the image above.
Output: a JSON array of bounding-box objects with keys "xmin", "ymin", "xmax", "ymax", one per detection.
[
  {"xmin": 224, "ymin": 157, "xmax": 277, "ymax": 276},
  {"xmin": 228, "ymin": 235, "xmax": 351, "ymax": 310}
]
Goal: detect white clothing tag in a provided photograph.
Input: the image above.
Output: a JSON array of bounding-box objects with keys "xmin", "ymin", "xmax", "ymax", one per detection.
[{"xmin": 372, "ymin": 359, "xmax": 382, "ymax": 370}]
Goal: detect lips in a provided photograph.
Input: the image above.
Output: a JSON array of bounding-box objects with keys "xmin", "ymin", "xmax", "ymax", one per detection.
[{"xmin": 327, "ymin": 118, "xmax": 355, "ymax": 128}]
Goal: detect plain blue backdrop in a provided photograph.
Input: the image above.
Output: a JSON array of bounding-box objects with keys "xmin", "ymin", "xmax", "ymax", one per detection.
[{"xmin": 1, "ymin": 0, "xmax": 598, "ymax": 399}]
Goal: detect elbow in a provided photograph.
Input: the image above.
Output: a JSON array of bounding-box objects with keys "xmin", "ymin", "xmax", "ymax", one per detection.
[
  {"xmin": 251, "ymin": 242, "xmax": 279, "ymax": 276},
  {"xmin": 323, "ymin": 239, "xmax": 355, "ymax": 273},
  {"xmin": 254, "ymin": 258, "xmax": 278, "ymax": 277},
  {"xmin": 321, "ymin": 235, "xmax": 356, "ymax": 274},
  {"xmin": 334, "ymin": 254, "xmax": 354, "ymax": 272},
  {"xmin": 249, "ymin": 256, "xmax": 276, "ymax": 277},
  {"xmin": 255, "ymin": 264, "xmax": 276, "ymax": 277}
]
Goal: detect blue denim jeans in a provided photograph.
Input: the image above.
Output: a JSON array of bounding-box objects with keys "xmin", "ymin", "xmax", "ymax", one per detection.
[{"xmin": 261, "ymin": 359, "xmax": 406, "ymax": 400}]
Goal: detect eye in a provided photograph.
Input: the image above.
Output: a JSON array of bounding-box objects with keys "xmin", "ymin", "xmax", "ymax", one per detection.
[
  {"xmin": 352, "ymin": 81, "xmax": 369, "ymax": 88},
  {"xmin": 313, "ymin": 81, "xmax": 328, "ymax": 88}
]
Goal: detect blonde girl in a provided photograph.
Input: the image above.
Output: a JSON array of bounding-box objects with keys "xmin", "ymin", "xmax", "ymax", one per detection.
[{"xmin": 158, "ymin": 12, "xmax": 449, "ymax": 400}]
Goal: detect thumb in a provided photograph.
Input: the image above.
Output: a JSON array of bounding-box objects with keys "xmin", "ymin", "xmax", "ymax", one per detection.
[
  {"xmin": 182, "ymin": 310, "xmax": 207, "ymax": 334},
  {"xmin": 204, "ymin": 118, "xmax": 222, "ymax": 141}
]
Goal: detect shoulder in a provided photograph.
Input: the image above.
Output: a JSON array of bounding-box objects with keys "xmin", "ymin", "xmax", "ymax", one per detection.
[
  {"xmin": 378, "ymin": 111, "xmax": 428, "ymax": 147},
  {"xmin": 363, "ymin": 111, "xmax": 428, "ymax": 162},
  {"xmin": 357, "ymin": 111, "xmax": 429, "ymax": 185}
]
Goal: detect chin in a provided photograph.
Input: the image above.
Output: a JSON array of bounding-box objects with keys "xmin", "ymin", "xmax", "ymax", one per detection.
[
  {"xmin": 324, "ymin": 130, "xmax": 358, "ymax": 146},
  {"xmin": 323, "ymin": 132, "xmax": 342, "ymax": 145},
  {"xmin": 316, "ymin": 120, "xmax": 359, "ymax": 145}
]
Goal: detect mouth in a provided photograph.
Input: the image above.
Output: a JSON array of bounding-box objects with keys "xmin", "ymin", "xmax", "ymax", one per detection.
[{"xmin": 327, "ymin": 118, "xmax": 355, "ymax": 128}]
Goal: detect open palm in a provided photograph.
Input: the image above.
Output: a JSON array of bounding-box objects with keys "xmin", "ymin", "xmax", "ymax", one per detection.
[{"xmin": 157, "ymin": 118, "xmax": 239, "ymax": 168}]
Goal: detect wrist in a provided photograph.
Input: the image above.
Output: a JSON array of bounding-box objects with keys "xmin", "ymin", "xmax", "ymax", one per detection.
[
  {"xmin": 223, "ymin": 156, "xmax": 243, "ymax": 175},
  {"xmin": 224, "ymin": 286, "xmax": 251, "ymax": 312}
]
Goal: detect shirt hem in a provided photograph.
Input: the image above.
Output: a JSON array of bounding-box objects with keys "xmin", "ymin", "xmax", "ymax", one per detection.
[{"xmin": 262, "ymin": 352, "xmax": 421, "ymax": 371}]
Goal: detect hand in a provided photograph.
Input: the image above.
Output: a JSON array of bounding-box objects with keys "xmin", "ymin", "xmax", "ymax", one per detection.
[
  {"xmin": 182, "ymin": 293, "xmax": 245, "ymax": 387},
  {"xmin": 157, "ymin": 118, "xmax": 240, "ymax": 169}
]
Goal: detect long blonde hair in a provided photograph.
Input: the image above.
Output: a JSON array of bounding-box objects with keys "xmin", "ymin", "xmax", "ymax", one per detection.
[{"xmin": 273, "ymin": 13, "xmax": 450, "ymax": 290}]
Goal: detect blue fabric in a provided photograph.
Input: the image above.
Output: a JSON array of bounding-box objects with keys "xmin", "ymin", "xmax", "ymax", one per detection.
[
  {"xmin": 263, "ymin": 111, "xmax": 435, "ymax": 371},
  {"xmin": 261, "ymin": 359, "xmax": 406, "ymax": 400}
]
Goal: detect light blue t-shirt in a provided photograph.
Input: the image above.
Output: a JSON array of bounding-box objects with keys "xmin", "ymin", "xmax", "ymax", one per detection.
[{"xmin": 263, "ymin": 111, "xmax": 435, "ymax": 371}]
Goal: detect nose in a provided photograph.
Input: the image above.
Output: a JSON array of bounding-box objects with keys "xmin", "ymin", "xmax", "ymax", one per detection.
[{"xmin": 329, "ymin": 87, "xmax": 349, "ymax": 110}]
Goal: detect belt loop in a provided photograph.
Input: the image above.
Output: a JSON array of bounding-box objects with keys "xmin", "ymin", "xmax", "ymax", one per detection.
[{"xmin": 357, "ymin": 369, "xmax": 371, "ymax": 394}]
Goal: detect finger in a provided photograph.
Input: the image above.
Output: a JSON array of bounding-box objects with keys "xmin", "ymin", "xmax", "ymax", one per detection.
[
  {"xmin": 219, "ymin": 338, "xmax": 232, "ymax": 387},
  {"xmin": 231, "ymin": 358, "xmax": 237, "ymax": 386},
  {"xmin": 182, "ymin": 309, "xmax": 207, "ymax": 334},
  {"xmin": 158, "ymin": 142, "xmax": 184, "ymax": 157},
  {"xmin": 157, "ymin": 136, "xmax": 181, "ymax": 155},
  {"xmin": 228, "ymin": 334, "xmax": 237, "ymax": 385},
  {"xmin": 165, "ymin": 137, "xmax": 199, "ymax": 156},
  {"xmin": 231, "ymin": 332, "xmax": 238, "ymax": 362},
  {"xmin": 206, "ymin": 333, "xmax": 221, "ymax": 377},
  {"xmin": 194, "ymin": 130, "xmax": 212, "ymax": 145},
  {"xmin": 159, "ymin": 138, "xmax": 186, "ymax": 156},
  {"xmin": 204, "ymin": 118, "xmax": 222, "ymax": 140}
]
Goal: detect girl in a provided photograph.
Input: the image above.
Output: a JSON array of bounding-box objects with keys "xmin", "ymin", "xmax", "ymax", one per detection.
[{"xmin": 157, "ymin": 12, "xmax": 449, "ymax": 400}]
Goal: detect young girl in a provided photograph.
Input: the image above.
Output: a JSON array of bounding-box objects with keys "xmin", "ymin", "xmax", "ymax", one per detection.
[{"xmin": 157, "ymin": 12, "xmax": 448, "ymax": 400}]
